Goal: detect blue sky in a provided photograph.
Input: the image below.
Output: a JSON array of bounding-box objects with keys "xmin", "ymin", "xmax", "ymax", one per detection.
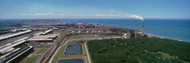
[{"xmin": 0, "ymin": 0, "xmax": 190, "ymax": 19}]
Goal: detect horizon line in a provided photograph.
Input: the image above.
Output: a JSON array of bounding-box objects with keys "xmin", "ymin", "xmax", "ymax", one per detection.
[{"xmin": 0, "ymin": 18, "xmax": 190, "ymax": 20}]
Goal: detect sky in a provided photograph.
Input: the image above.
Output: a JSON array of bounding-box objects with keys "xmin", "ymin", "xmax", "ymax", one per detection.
[{"xmin": 0, "ymin": 0, "xmax": 190, "ymax": 19}]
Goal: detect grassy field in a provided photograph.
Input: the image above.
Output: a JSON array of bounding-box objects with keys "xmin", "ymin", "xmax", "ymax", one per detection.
[
  {"xmin": 19, "ymin": 55, "xmax": 41, "ymax": 63},
  {"xmin": 87, "ymin": 38, "xmax": 190, "ymax": 63},
  {"xmin": 33, "ymin": 48, "xmax": 48, "ymax": 54},
  {"xmin": 52, "ymin": 45, "xmax": 67, "ymax": 63},
  {"xmin": 69, "ymin": 34, "xmax": 95, "ymax": 39},
  {"xmin": 0, "ymin": 29, "xmax": 9, "ymax": 32},
  {"xmin": 52, "ymin": 44, "xmax": 86, "ymax": 63},
  {"xmin": 56, "ymin": 34, "xmax": 67, "ymax": 46},
  {"xmin": 19, "ymin": 48, "xmax": 48, "ymax": 63},
  {"xmin": 52, "ymin": 45, "xmax": 85, "ymax": 63}
]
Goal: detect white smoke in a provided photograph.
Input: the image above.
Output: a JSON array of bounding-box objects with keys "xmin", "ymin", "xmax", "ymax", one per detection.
[{"xmin": 129, "ymin": 15, "xmax": 144, "ymax": 21}]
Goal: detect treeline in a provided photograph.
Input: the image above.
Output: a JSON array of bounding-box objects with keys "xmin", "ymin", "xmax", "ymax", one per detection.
[
  {"xmin": 0, "ymin": 29, "xmax": 9, "ymax": 32},
  {"xmin": 87, "ymin": 38, "xmax": 190, "ymax": 63}
]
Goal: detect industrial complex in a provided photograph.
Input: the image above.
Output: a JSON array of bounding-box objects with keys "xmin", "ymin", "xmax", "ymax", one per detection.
[
  {"xmin": 0, "ymin": 21, "xmax": 134, "ymax": 63},
  {"xmin": 0, "ymin": 28, "xmax": 60, "ymax": 63}
]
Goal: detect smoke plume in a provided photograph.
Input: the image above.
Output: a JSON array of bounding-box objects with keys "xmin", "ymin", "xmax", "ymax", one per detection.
[{"xmin": 129, "ymin": 15, "xmax": 144, "ymax": 21}]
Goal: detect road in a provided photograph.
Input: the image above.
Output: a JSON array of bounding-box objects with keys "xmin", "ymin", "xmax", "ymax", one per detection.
[
  {"xmin": 36, "ymin": 29, "xmax": 69, "ymax": 63},
  {"xmin": 48, "ymin": 36, "xmax": 69, "ymax": 63},
  {"xmin": 85, "ymin": 42, "xmax": 92, "ymax": 63}
]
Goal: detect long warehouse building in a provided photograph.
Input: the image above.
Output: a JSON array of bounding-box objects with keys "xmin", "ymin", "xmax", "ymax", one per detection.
[
  {"xmin": 0, "ymin": 37, "xmax": 33, "ymax": 63},
  {"xmin": 0, "ymin": 30, "xmax": 32, "ymax": 41}
]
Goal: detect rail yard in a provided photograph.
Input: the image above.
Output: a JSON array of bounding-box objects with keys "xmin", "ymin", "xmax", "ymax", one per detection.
[{"xmin": 0, "ymin": 21, "xmax": 134, "ymax": 63}]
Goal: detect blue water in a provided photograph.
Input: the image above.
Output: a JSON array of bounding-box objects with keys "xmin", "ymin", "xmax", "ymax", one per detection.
[
  {"xmin": 65, "ymin": 45, "xmax": 82, "ymax": 55},
  {"xmin": 58, "ymin": 59, "xmax": 84, "ymax": 63},
  {"xmin": 61, "ymin": 19, "xmax": 190, "ymax": 42},
  {"xmin": 0, "ymin": 19, "xmax": 189, "ymax": 42}
]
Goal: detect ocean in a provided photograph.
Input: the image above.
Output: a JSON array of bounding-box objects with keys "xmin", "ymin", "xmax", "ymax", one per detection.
[{"xmin": 61, "ymin": 19, "xmax": 190, "ymax": 42}]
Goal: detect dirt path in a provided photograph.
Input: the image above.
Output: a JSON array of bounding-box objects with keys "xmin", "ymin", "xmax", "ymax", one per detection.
[{"xmin": 85, "ymin": 42, "xmax": 92, "ymax": 63}]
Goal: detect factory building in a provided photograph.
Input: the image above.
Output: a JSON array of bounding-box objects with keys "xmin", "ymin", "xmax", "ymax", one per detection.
[
  {"xmin": 71, "ymin": 23, "xmax": 111, "ymax": 34},
  {"xmin": 28, "ymin": 29, "xmax": 58, "ymax": 48},
  {"xmin": 0, "ymin": 30, "xmax": 32, "ymax": 41},
  {"xmin": 29, "ymin": 29, "xmax": 56, "ymax": 42},
  {"xmin": 0, "ymin": 37, "xmax": 33, "ymax": 63},
  {"xmin": 33, "ymin": 29, "xmax": 53, "ymax": 36},
  {"xmin": 71, "ymin": 29, "xmax": 111, "ymax": 34},
  {"xmin": 28, "ymin": 34, "xmax": 58, "ymax": 42}
]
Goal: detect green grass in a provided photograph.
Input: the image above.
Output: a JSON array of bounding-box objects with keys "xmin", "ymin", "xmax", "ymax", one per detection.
[
  {"xmin": 19, "ymin": 55, "xmax": 41, "ymax": 63},
  {"xmin": 33, "ymin": 49, "xmax": 48, "ymax": 54},
  {"xmin": 69, "ymin": 34, "xmax": 94, "ymax": 39},
  {"xmin": 0, "ymin": 29, "xmax": 9, "ymax": 32},
  {"xmin": 19, "ymin": 48, "xmax": 47, "ymax": 63},
  {"xmin": 87, "ymin": 37, "xmax": 190, "ymax": 63},
  {"xmin": 51, "ymin": 45, "xmax": 83, "ymax": 63},
  {"xmin": 52, "ymin": 44, "xmax": 86, "ymax": 63},
  {"xmin": 52, "ymin": 46, "xmax": 67, "ymax": 63},
  {"xmin": 56, "ymin": 33, "xmax": 69, "ymax": 46}
]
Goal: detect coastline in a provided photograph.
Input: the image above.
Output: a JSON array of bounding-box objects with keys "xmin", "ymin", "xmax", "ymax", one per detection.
[
  {"xmin": 62, "ymin": 19, "xmax": 190, "ymax": 43},
  {"xmin": 117, "ymin": 25, "xmax": 189, "ymax": 42},
  {"xmin": 142, "ymin": 32, "xmax": 188, "ymax": 42}
]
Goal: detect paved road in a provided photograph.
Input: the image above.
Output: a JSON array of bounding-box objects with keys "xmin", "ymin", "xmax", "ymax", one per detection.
[{"xmin": 85, "ymin": 42, "xmax": 92, "ymax": 63}]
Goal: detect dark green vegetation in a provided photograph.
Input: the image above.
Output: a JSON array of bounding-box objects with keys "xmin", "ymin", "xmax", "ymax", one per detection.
[
  {"xmin": 0, "ymin": 29, "xmax": 9, "ymax": 32},
  {"xmin": 87, "ymin": 38, "xmax": 190, "ymax": 63}
]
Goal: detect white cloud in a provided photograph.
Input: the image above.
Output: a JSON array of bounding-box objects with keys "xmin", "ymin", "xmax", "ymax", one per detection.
[
  {"xmin": 16, "ymin": 13, "xmax": 65, "ymax": 16},
  {"xmin": 14, "ymin": 13, "xmax": 133, "ymax": 19}
]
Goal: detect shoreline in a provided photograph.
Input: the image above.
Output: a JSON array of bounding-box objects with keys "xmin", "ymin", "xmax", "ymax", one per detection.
[
  {"xmin": 118, "ymin": 26, "xmax": 189, "ymax": 42},
  {"xmin": 142, "ymin": 32, "xmax": 189, "ymax": 42},
  {"xmin": 97, "ymin": 23, "xmax": 189, "ymax": 42},
  {"xmin": 93, "ymin": 23, "xmax": 190, "ymax": 43}
]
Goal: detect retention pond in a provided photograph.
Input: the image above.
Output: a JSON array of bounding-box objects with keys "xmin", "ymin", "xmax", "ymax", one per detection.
[
  {"xmin": 65, "ymin": 45, "xmax": 82, "ymax": 55},
  {"xmin": 58, "ymin": 59, "xmax": 84, "ymax": 63}
]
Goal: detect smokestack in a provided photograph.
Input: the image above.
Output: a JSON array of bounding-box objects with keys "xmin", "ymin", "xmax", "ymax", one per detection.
[{"xmin": 129, "ymin": 15, "xmax": 144, "ymax": 36}]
